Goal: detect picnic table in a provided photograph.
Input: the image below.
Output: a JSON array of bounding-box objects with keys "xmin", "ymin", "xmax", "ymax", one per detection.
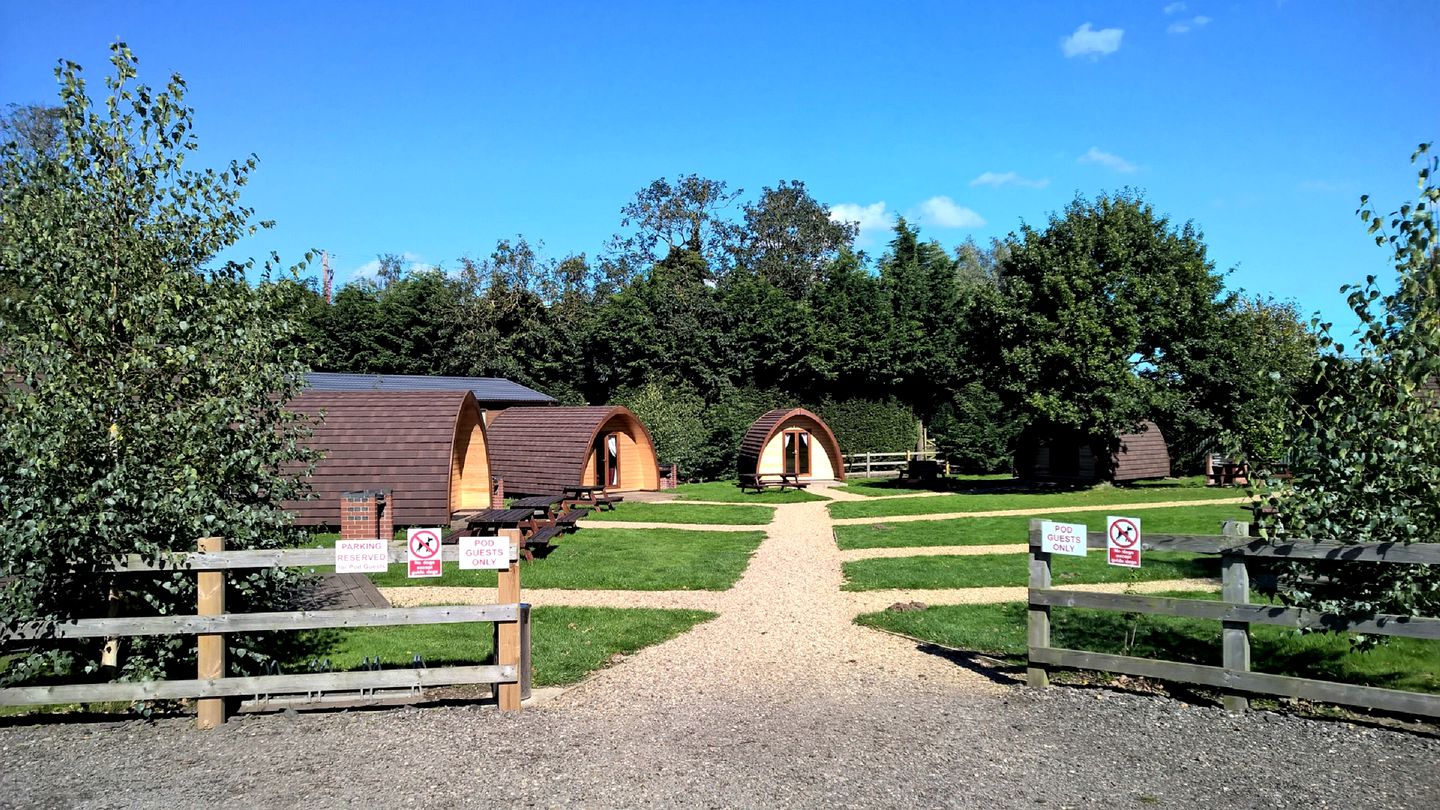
[
  {"xmin": 897, "ymin": 459, "xmax": 944, "ymax": 482},
  {"xmin": 461, "ymin": 507, "xmax": 542, "ymax": 536},
  {"xmin": 737, "ymin": 473, "xmax": 808, "ymax": 494},
  {"xmin": 561, "ymin": 484, "xmax": 623, "ymax": 511}
]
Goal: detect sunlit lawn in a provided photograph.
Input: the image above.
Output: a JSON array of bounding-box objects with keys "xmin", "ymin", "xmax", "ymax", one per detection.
[
  {"xmin": 834, "ymin": 503, "xmax": 1253, "ymax": 550},
  {"xmin": 828, "ymin": 477, "xmax": 1235, "ymax": 520},
  {"xmin": 841, "ymin": 550, "xmax": 1219, "ymax": 591},
  {"xmin": 586, "ymin": 501, "xmax": 774, "ymax": 526},
  {"xmin": 857, "ymin": 592, "xmax": 1440, "ymax": 695}
]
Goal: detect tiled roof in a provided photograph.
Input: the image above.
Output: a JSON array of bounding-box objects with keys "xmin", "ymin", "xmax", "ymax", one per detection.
[
  {"xmin": 488, "ymin": 406, "xmax": 651, "ymax": 495},
  {"xmin": 283, "ymin": 390, "xmax": 481, "ymax": 526},
  {"xmin": 305, "ymin": 372, "xmax": 555, "ymax": 405}
]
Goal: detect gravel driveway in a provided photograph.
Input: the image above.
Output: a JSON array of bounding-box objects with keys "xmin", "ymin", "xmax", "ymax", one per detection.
[{"xmin": 2, "ymin": 487, "xmax": 1435, "ymax": 808}]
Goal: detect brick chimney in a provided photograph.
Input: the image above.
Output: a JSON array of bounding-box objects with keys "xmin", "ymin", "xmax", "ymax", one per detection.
[
  {"xmin": 491, "ymin": 477, "xmax": 505, "ymax": 509},
  {"xmin": 341, "ymin": 489, "xmax": 393, "ymax": 541}
]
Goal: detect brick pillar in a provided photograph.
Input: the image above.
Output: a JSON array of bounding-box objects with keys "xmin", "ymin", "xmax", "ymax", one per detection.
[
  {"xmin": 341, "ymin": 490, "xmax": 391, "ymax": 540},
  {"xmin": 491, "ymin": 477, "xmax": 505, "ymax": 509}
]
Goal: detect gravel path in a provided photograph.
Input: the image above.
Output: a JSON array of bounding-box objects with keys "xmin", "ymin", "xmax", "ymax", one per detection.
[
  {"xmin": 831, "ymin": 497, "xmax": 1250, "ymax": 525},
  {"xmin": 844, "ymin": 577, "xmax": 1224, "ymax": 612},
  {"xmin": 4, "ymin": 487, "xmax": 1435, "ymax": 808}
]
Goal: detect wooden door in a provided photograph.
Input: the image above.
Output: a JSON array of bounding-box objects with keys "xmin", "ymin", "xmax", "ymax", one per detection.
[
  {"xmin": 594, "ymin": 432, "xmax": 621, "ymax": 489},
  {"xmin": 783, "ymin": 430, "xmax": 812, "ymax": 476}
]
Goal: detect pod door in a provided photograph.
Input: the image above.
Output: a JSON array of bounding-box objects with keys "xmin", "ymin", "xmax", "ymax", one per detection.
[
  {"xmin": 594, "ymin": 432, "xmax": 621, "ymax": 490},
  {"xmin": 782, "ymin": 430, "xmax": 812, "ymax": 477}
]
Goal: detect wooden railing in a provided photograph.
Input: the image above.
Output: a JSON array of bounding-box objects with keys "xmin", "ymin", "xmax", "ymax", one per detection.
[
  {"xmin": 843, "ymin": 450, "xmax": 944, "ymax": 478},
  {"xmin": 0, "ymin": 530, "xmax": 529, "ymax": 728},
  {"xmin": 1026, "ymin": 519, "xmax": 1440, "ymax": 718}
]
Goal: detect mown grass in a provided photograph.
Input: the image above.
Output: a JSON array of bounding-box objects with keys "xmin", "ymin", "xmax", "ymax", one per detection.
[
  {"xmin": 828, "ymin": 479, "xmax": 1237, "ymax": 520},
  {"xmin": 834, "ymin": 503, "xmax": 1253, "ymax": 550},
  {"xmin": 322, "ymin": 606, "xmax": 715, "ymax": 687},
  {"xmin": 856, "ymin": 592, "xmax": 1440, "ymax": 695},
  {"xmin": 840, "ymin": 550, "xmax": 1219, "ymax": 591},
  {"xmin": 585, "ymin": 501, "xmax": 774, "ymax": 525},
  {"xmin": 668, "ymin": 481, "xmax": 828, "ymax": 504},
  {"xmin": 833, "ymin": 473, "xmax": 1014, "ymax": 498},
  {"xmin": 358, "ymin": 527, "xmax": 764, "ymax": 591}
]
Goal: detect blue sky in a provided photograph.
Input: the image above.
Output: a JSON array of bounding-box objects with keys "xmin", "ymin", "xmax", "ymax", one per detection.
[{"xmin": 3, "ymin": 1, "xmax": 1436, "ymax": 333}]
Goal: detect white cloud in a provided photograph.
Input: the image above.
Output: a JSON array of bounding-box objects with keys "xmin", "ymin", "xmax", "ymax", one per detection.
[
  {"xmin": 1163, "ymin": 2, "xmax": 1187, "ymax": 14},
  {"xmin": 1167, "ymin": 15, "xmax": 1211, "ymax": 34},
  {"xmin": 970, "ymin": 171, "xmax": 1051, "ymax": 189},
  {"xmin": 1078, "ymin": 147, "xmax": 1138, "ymax": 174},
  {"xmin": 1061, "ymin": 23, "xmax": 1124, "ymax": 59},
  {"xmin": 829, "ymin": 201, "xmax": 896, "ymax": 246},
  {"xmin": 914, "ymin": 196, "xmax": 987, "ymax": 229}
]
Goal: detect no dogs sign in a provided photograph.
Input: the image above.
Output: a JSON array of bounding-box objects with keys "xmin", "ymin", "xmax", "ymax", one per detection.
[
  {"xmin": 1106, "ymin": 515, "xmax": 1142, "ymax": 568},
  {"xmin": 407, "ymin": 527, "xmax": 443, "ymax": 578}
]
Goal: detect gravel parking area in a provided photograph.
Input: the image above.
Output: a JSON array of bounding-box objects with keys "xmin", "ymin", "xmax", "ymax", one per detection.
[{"xmin": 2, "ymin": 486, "xmax": 1435, "ymax": 808}]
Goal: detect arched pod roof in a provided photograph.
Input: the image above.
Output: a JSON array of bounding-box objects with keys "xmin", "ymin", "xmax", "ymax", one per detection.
[
  {"xmin": 488, "ymin": 405, "xmax": 659, "ymax": 495},
  {"xmin": 737, "ymin": 408, "xmax": 846, "ymax": 481},
  {"xmin": 283, "ymin": 390, "xmax": 490, "ymax": 526}
]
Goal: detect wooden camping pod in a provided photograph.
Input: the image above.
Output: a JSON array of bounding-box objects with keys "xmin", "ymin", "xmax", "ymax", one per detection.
[
  {"xmin": 1015, "ymin": 420, "xmax": 1170, "ymax": 484},
  {"xmin": 737, "ymin": 408, "xmax": 846, "ymax": 482},
  {"xmin": 283, "ymin": 390, "xmax": 491, "ymax": 526},
  {"xmin": 486, "ymin": 405, "xmax": 660, "ymax": 496}
]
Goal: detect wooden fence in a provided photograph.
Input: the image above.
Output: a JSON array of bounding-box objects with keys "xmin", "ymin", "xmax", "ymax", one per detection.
[
  {"xmin": 0, "ymin": 530, "xmax": 530, "ymax": 728},
  {"xmin": 843, "ymin": 450, "xmax": 944, "ymax": 478},
  {"xmin": 1026, "ymin": 519, "xmax": 1440, "ymax": 718}
]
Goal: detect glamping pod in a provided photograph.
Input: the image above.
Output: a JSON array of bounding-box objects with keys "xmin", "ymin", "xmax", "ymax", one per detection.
[
  {"xmin": 487, "ymin": 406, "xmax": 660, "ymax": 496},
  {"xmin": 284, "ymin": 390, "xmax": 491, "ymax": 526},
  {"xmin": 737, "ymin": 408, "xmax": 846, "ymax": 482},
  {"xmin": 1014, "ymin": 420, "xmax": 1171, "ymax": 484}
]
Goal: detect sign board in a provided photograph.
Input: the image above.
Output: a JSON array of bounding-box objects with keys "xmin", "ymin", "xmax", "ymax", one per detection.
[
  {"xmin": 1040, "ymin": 520, "xmax": 1088, "ymax": 557},
  {"xmin": 459, "ymin": 535, "xmax": 510, "ymax": 570},
  {"xmin": 407, "ymin": 527, "xmax": 443, "ymax": 578},
  {"xmin": 335, "ymin": 538, "xmax": 388, "ymax": 573},
  {"xmin": 1106, "ymin": 515, "xmax": 1142, "ymax": 568}
]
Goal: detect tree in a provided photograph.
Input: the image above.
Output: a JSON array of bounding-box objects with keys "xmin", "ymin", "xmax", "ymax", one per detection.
[
  {"xmin": 993, "ymin": 191, "xmax": 1228, "ymax": 471},
  {"xmin": 1260, "ymin": 144, "xmax": 1440, "ymax": 628},
  {"xmin": 603, "ymin": 174, "xmax": 743, "ymax": 284},
  {"xmin": 734, "ymin": 180, "xmax": 857, "ymax": 298},
  {"xmin": 0, "ymin": 45, "xmax": 317, "ymax": 683},
  {"xmin": 0, "ymin": 103, "xmax": 63, "ymax": 160},
  {"xmin": 375, "ymin": 252, "xmax": 406, "ymax": 289}
]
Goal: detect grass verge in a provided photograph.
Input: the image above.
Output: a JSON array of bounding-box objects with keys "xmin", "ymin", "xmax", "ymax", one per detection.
[
  {"xmin": 840, "ymin": 550, "xmax": 1218, "ymax": 590},
  {"xmin": 834, "ymin": 503, "xmax": 1253, "ymax": 550},
  {"xmin": 321, "ymin": 605, "xmax": 715, "ymax": 687},
  {"xmin": 833, "ymin": 474, "xmax": 1015, "ymax": 498},
  {"xmin": 362, "ymin": 528, "xmax": 764, "ymax": 591},
  {"xmin": 668, "ymin": 481, "xmax": 827, "ymax": 504},
  {"xmin": 586, "ymin": 502, "xmax": 774, "ymax": 525},
  {"xmin": 856, "ymin": 593, "xmax": 1440, "ymax": 695},
  {"xmin": 828, "ymin": 479, "xmax": 1238, "ymax": 520}
]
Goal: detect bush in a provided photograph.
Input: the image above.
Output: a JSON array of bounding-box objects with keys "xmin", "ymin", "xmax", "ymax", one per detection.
[
  {"xmin": 930, "ymin": 383, "xmax": 1021, "ymax": 473},
  {"xmin": 808, "ymin": 397, "xmax": 919, "ymax": 454}
]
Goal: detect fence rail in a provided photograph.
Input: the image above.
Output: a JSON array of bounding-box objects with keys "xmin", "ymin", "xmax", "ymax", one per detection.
[
  {"xmin": 1026, "ymin": 519, "xmax": 1440, "ymax": 718},
  {"xmin": 842, "ymin": 450, "xmax": 941, "ymax": 477},
  {"xmin": 0, "ymin": 532, "xmax": 530, "ymax": 727}
]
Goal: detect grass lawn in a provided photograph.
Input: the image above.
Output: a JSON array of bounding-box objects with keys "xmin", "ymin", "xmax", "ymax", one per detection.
[
  {"xmin": 834, "ymin": 503, "xmax": 1253, "ymax": 550},
  {"xmin": 841, "ymin": 550, "xmax": 1219, "ymax": 590},
  {"xmin": 668, "ymin": 481, "xmax": 827, "ymax": 504},
  {"xmin": 856, "ymin": 592, "xmax": 1440, "ymax": 695},
  {"xmin": 834, "ymin": 473, "xmax": 1014, "ymax": 498},
  {"xmin": 360, "ymin": 527, "xmax": 764, "ymax": 591},
  {"xmin": 828, "ymin": 478, "xmax": 1237, "ymax": 520},
  {"xmin": 320, "ymin": 605, "xmax": 715, "ymax": 687},
  {"xmin": 585, "ymin": 501, "xmax": 774, "ymax": 526}
]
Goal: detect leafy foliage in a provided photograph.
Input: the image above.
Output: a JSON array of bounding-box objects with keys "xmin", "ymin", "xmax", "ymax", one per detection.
[
  {"xmin": 0, "ymin": 45, "xmax": 317, "ymax": 682},
  {"xmin": 1260, "ymin": 144, "xmax": 1440, "ymax": 628}
]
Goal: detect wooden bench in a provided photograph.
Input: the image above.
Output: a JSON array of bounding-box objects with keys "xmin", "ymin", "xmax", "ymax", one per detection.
[{"xmin": 897, "ymin": 459, "xmax": 943, "ymax": 482}]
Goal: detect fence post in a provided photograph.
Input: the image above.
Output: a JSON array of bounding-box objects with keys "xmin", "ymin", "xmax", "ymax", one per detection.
[
  {"xmin": 196, "ymin": 536, "xmax": 226, "ymax": 730},
  {"xmin": 496, "ymin": 528, "xmax": 523, "ymax": 712},
  {"xmin": 1026, "ymin": 519, "xmax": 1051, "ymax": 688},
  {"xmin": 1220, "ymin": 522, "xmax": 1251, "ymax": 713},
  {"xmin": 865, "ymin": 454, "xmax": 872, "ymax": 477}
]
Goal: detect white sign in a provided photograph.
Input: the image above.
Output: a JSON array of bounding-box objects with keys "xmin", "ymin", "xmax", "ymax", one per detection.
[
  {"xmin": 1107, "ymin": 515, "xmax": 1142, "ymax": 568},
  {"xmin": 1040, "ymin": 520, "xmax": 1088, "ymax": 557},
  {"xmin": 407, "ymin": 527, "xmax": 443, "ymax": 578},
  {"xmin": 335, "ymin": 538, "xmax": 388, "ymax": 573},
  {"xmin": 459, "ymin": 535, "xmax": 510, "ymax": 570}
]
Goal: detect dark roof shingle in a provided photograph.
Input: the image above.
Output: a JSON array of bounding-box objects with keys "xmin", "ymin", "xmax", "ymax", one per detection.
[{"xmin": 305, "ymin": 372, "xmax": 554, "ymax": 406}]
